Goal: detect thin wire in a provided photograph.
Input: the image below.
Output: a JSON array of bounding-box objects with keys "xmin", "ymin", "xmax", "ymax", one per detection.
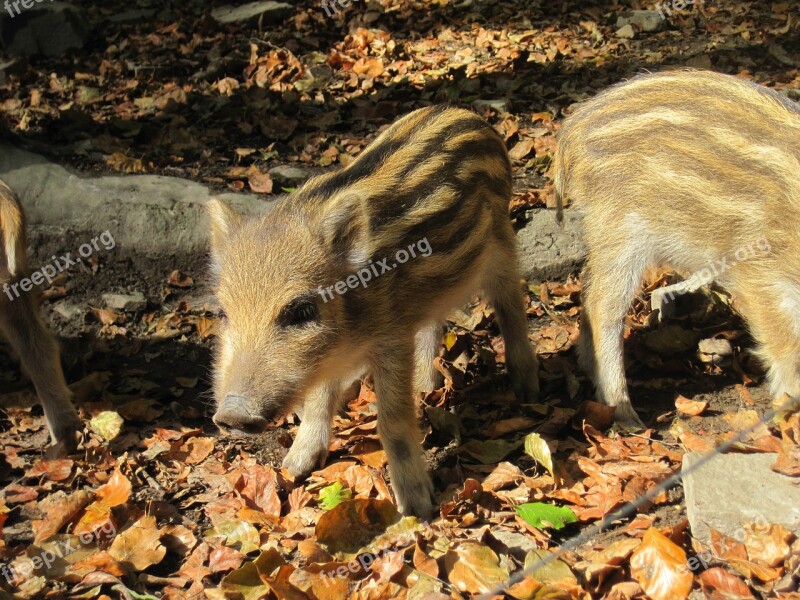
[{"xmin": 477, "ymin": 395, "xmax": 800, "ymax": 599}]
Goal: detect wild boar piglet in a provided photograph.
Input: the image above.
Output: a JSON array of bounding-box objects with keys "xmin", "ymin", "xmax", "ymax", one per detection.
[
  {"xmin": 554, "ymin": 69, "xmax": 798, "ymax": 426},
  {"xmin": 208, "ymin": 105, "xmax": 540, "ymax": 517},
  {"xmin": 0, "ymin": 179, "xmax": 81, "ymax": 449}
]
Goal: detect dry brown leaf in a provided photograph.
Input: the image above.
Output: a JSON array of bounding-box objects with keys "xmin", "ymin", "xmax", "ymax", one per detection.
[
  {"xmin": 28, "ymin": 459, "xmax": 73, "ymax": 482},
  {"xmin": 108, "ymin": 515, "xmax": 167, "ymax": 571},
  {"xmin": 698, "ymin": 567, "xmax": 755, "ymax": 599},
  {"xmin": 675, "ymin": 396, "xmax": 709, "ymax": 416},
  {"xmin": 629, "ymin": 528, "xmax": 693, "ymax": 600},
  {"xmin": 445, "ymin": 541, "xmax": 510, "ymax": 594},
  {"xmin": 32, "ymin": 490, "xmax": 92, "ymax": 543}
]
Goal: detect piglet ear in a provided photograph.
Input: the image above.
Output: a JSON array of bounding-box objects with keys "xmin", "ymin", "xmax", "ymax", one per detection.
[
  {"xmin": 318, "ymin": 190, "xmax": 371, "ymax": 267},
  {"xmin": 207, "ymin": 199, "xmax": 242, "ymax": 277}
]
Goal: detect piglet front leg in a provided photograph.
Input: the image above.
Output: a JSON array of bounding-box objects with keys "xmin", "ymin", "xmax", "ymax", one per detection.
[
  {"xmin": 0, "ymin": 290, "xmax": 81, "ymax": 451},
  {"xmin": 373, "ymin": 341, "xmax": 435, "ymax": 519},
  {"xmin": 282, "ymin": 381, "xmax": 341, "ymax": 478}
]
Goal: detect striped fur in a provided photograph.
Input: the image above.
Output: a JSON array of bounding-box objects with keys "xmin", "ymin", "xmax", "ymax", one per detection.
[
  {"xmin": 208, "ymin": 106, "xmax": 539, "ymax": 517},
  {"xmin": 553, "ymin": 69, "xmax": 800, "ymax": 425},
  {"xmin": 0, "ymin": 179, "xmax": 81, "ymax": 449}
]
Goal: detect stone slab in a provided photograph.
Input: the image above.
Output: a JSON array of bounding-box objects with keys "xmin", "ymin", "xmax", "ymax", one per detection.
[{"xmin": 682, "ymin": 452, "xmax": 800, "ymax": 544}]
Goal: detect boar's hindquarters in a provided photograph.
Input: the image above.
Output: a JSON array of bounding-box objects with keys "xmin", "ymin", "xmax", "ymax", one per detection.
[{"xmin": 0, "ymin": 180, "xmax": 81, "ymax": 450}]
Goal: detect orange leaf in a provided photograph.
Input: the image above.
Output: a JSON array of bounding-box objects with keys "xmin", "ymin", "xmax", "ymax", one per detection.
[
  {"xmin": 32, "ymin": 490, "xmax": 92, "ymax": 543},
  {"xmin": 248, "ymin": 170, "xmax": 273, "ymax": 194},
  {"xmin": 108, "ymin": 515, "xmax": 167, "ymax": 571},
  {"xmin": 629, "ymin": 528, "xmax": 693, "ymax": 600},
  {"xmin": 698, "ymin": 568, "xmax": 754, "ymax": 599},
  {"xmin": 28, "ymin": 459, "xmax": 74, "ymax": 482},
  {"xmin": 675, "ymin": 396, "xmax": 708, "ymax": 416},
  {"xmin": 96, "ymin": 470, "xmax": 132, "ymax": 508}
]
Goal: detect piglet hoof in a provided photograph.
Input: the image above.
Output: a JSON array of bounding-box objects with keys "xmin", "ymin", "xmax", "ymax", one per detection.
[
  {"xmin": 511, "ymin": 368, "xmax": 540, "ymax": 403},
  {"xmin": 50, "ymin": 412, "xmax": 83, "ymax": 454},
  {"xmin": 612, "ymin": 403, "xmax": 646, "ymax": 432},
  {"xmin": 394, "ymin": 473, "xmax": 436, "ymax": 520},
  {"xmin": 282, "ymin": 444, "xmax": 328, "ymax": 479}
]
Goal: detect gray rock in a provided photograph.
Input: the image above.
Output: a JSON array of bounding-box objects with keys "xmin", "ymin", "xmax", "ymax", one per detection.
[
  {"xmin": 52, "ymin": 300, "xmax": 84, "ymax": 322},
  {"xmin": 490, "ymin": 530, "xmax": 538, "ymax": 560},
  {"xmin": 0, "ymin": 2, "xmax": 89, "ymax": 58},
  {"xmin": 682, "ymin": 452, "xmax": 800, "ymax": 544},
  {"xmin": 516, "ymin": 208, "xmax": 586, "ymax": 282},
  {"xmin": 102, "ymin": 292, "xmax": 146, "ymax": 312},
  {"xmin": 0, "ymin": 143, "xmax": 271, "ymax": 261},
  {"xmin": 0, "ymin": 59, "xmax": 19, "ymax": 86},
  {"xmin": 615, "ymin": 24, "xmax": 636, "ymax": 39},
  {"xmin": 105, "ymin": 8, "xmax": 158, "ymax": 24},
  {"xmin": 472, "ymin": 99, "xmax": 509, "ymax": 114},
  {"xmin": 211, "ymin": 1, "xmax": 293, "ymax": 24},
  {"xmin": 616, "ymin": 10, "xmax": 665, "ymax": 33},
  {"xmin": 268, "ymin": 164, "xmax": 323, "ymax": 188}
]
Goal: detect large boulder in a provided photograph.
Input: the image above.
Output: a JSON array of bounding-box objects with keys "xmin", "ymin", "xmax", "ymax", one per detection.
[{"xmin": 0, "ymin": 1, "xmax": 89, "ymax": 58}]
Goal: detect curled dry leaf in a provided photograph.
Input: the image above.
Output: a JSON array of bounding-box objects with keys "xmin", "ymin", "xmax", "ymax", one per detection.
[{"xmin": 675, "ymin": 395, "xmax": 709, "ymax": 416}]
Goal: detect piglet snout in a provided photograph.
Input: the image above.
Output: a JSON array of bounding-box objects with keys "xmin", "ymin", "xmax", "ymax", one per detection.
[{"xmin": 213, "ymin": 394, "xmax": 268, "ymax": 434}]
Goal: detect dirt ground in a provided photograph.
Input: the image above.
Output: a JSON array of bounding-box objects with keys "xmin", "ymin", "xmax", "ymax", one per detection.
[{"xmin": 1, "ymin": 0, "xmax": 799, "ymax": 598}]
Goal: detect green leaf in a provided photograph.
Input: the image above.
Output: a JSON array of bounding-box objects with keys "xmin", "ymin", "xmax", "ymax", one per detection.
[
  {"xmin": 89, "ymin": 411, "xmax": 124, "ymax": 441},
  {"xmin": 281, "ymin": 187, "xmax": 297, "ymax": 193},
  {"xmin": 514, "ymin": 503, "xmax": 577, "ymax": 530},
  {"xmin": 523, "ymin": 433, "xmax": 555, "ymax": 478},
  {"xmin": 318, "ymin": 481, "xmax": 351, "ymax": 511}
]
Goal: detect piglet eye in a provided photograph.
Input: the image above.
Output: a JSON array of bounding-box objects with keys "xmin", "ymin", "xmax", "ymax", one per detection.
[{"xmin": 279, "ymin": 299, "xmax": 318, "ymax": 327}]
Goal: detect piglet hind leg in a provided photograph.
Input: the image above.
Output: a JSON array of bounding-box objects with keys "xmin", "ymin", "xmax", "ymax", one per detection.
[
  {"xmin": 736, "ymin": 276, "xmax": 800, "ymax": 410},
  {"xmin": 581, "ymin": 248, "xmax": 648, "ymax": 430},
  {"xmin": 372, "ymin": 340, "xmax": 435, "ymax": 519},
  {"xmin": 482, "ymin": 241, "xmax": 540, "ymax": 402},
  {"xmin": 0, "ymin": 292, "xmax": 81, "ymax": 450},
  {"xmin": 282, "ymin": 381, "xmax": 342, "ymax": 478}
]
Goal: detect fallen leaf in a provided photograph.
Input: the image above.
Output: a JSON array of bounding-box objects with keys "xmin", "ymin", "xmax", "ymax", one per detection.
[
  {"xmin": 675, "ymin": 396, "xmax": 709, "ymax": 416},
  {"xmin": 108, "ymin": 515, "xmax": 167, "ymax": 571},
  {"xmin": 698, "ymin": 568, "xmax": 755, "ymax": 599},
  {"xmin": 445, "ymin": 541, "xmax": 510, "ymax": 594},
  {"xmin": 514, "ymin": 503, "xmax": 577, "ymax": 530},
  {"xmin": 89, "ymin": 411, "xmax": 124, "ymax": 441},
  {"xmin": 523, "ymin": 432, "xmax": 555, "ymax": 478},
  {"xmin": 629, "ymin": 528, "xmax": 693, "ymax": 600},
  {"xmin": 315, "ymin": 499, "xmax": 400, "ymax": 555}
]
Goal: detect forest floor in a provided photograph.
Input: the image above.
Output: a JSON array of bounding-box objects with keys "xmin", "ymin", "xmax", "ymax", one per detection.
[{"xmin": 0, "ymin": 0, "xmax": 799, "ymax": 598}]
